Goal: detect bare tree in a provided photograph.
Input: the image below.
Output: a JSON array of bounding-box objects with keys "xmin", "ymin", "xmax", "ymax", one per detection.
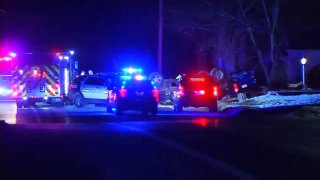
[{"xmin": 167, "ymin": 0, "xmax": 283, "ymax": 84}]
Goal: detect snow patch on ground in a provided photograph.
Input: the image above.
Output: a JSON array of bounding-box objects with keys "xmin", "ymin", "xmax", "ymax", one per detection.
[{"xmin": 221, "ymin": 92, "xmax": 320, "ymax": 111}]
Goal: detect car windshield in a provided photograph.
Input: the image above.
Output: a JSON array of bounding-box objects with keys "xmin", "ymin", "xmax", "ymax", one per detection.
[{"xmin": 1, "ymin": 1, "xmax": 320, "ymax": 180}]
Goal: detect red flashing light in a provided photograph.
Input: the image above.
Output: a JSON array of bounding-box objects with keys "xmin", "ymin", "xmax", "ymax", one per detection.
[
  {"xmin": 213, "ymin": 86, "xmax": 218, "ymax": 97},
  {"xmin": 178, "ymin": 86, "xmax": 184, "ymax": 97},
  {"xmin": 199, "ymin": 90, "xmax": 205, "ymax": 95},
  {"xmin": 152, "ymin": 89, "xmax": 160, "ymax": 103},
  {"xmin": 233, "ymin": 83, "xmax": 239, "ymax": 93},
  {"xmin": 119, "ymin": 89, "xmax": 127, "ymax": 98}
]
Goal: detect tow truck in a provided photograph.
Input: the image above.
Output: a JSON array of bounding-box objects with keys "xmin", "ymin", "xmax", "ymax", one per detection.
[{"xmin": 12, "ymin": 51, "xmax": 78, "ymax": 108}]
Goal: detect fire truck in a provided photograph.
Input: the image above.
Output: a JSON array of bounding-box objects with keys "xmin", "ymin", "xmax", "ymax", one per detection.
[{"xmin": 13, "ymin": 51, "xmax": 78, "ymax": 108}]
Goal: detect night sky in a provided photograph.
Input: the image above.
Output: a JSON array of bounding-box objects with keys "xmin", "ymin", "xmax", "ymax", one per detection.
[{"xmin": 1, "ymin": 0, "xmax": 320, "ymax": 76}]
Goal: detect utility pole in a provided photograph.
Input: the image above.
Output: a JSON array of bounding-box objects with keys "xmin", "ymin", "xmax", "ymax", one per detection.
[{"xmin": 158, "ymin": 0, "xmax": 163, "ymax": 74}]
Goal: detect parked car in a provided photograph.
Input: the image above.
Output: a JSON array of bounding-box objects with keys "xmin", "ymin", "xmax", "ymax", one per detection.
[
  {"xmin": 107, "ymin": 77, "xmax": 159, "ymax": 115},
  {"xmin": 220, "ymin": 70, "xmax": 257, "ymax": 99},
  {"xmin": 69, "ymin": 74, "xmax": 116, "ymax": 107},
  {"xmin": 173, "ymin": 74, "xmax": 219, "ymax": 112}
]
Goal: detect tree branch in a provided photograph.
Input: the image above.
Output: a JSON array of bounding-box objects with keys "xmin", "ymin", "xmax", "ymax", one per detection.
[{"xmin": 262, "ymin": 0, "xmax": 272, "ymax": 28}]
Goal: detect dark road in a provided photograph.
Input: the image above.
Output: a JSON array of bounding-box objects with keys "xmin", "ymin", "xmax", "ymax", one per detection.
[{"xmin": 1, "ymin": 102, "xmax": 320, "ymax": 180}]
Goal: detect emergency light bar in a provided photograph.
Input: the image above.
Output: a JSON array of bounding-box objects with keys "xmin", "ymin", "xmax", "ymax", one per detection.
[
  {"xmin": 120, "ymin": 75, "xmax": 132, "ymax": 80},
  {"xmin": 134, "ymin": 75, "xmax": 146, "ymax": 81},
  {"xmin": 123, "ymin": 67, "xmax": 143, "ymax": 74}
]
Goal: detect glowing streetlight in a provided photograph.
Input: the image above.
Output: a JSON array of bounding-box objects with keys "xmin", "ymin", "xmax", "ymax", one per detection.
[{"xmin": 301, "ymin": 57, "xmax": 307, "ymax": 90}]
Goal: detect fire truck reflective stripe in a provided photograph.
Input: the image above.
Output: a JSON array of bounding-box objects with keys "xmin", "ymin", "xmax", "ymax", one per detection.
[
  {"xmin": 17, "ymin": 85, "xmax": 26, "ymax": 97},
  {"xmin": 44, "ymin": 65, "xmax": 60, "ymax": 96},
  {"xmin": 46, "ymin": 87, "xmax": 55, "ymax": 96},
  {"xmin": 45, "ymin": 74, "xmax": 56, "ymax": 88},
  {"xmin": 44, "ymin": 66, "xmax": 55, "ymax": 79},
  {"xmin": 46, "ymin": 80, "xmax": 59, "ymax": 96},
  {"xmin": 52, "ymin": 65, "xmax": 59, "ymax": 75},
  {"xmin": 20, "ymin": 71, "xmax": 30, "ymax": 85}
]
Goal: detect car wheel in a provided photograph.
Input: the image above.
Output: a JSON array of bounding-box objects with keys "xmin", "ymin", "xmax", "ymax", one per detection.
[{"xmin": 74, "ymin": 94, "xmax": 85, "ymax": 107}]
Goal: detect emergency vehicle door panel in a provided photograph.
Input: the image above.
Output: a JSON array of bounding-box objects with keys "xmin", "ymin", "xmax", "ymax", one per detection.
[{"xmin": 26, "ymin": 77, "xmax": 46, "ymax": 97}]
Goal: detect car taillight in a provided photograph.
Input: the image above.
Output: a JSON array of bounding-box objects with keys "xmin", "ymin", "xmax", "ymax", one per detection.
[
  {"xmin": 108, "ymin": 91, "xmax": 117, "ymax": 101},
  {"xmin": 213, "ymin": 86, "xmax": 218, "ymax": 97},
  {"xmin": 152, "ymin": 89, "xmax": 160, "ymax": 103},
  {"xmin": 119, "ymin": 89, "xmax": 127, "ymax": 98},
  {"xmin": 69, "ymin": 84, "xmax": 73, "ymax": 89},
  {"xmin": 178, "ymin": 86, "xmax": 184, "ymax": 97},
  {"xmin": 199, "ymin": 90, "xmax": 205, "ymax": 95},
  {"xmin": 233, "ymin": 83, "xmax": 239, "ymax": 93}
]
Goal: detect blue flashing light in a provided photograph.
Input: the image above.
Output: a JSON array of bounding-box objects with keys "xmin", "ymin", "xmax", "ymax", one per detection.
[
  {"xmin": 134, "ymin": 75, "xmax": 146, "ymax": 81},
  {"xmin": 120, "ymin": 75, "xmax": 132, "ymax": 81},
  {"xmin": 128, "ymin": 67, "xmax": 135, "ymax": 74},
  {"xmin": 112, "ymin": 108, "xmax": 116, "ymax": 112},
  {"xmin": 123, "ymin": 67, "xmax": 143, "ymax": 74}
]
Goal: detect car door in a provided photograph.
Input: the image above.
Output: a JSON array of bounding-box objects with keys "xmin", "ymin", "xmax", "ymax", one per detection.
[
  {"xmin": 94, "ymin": 77, "xmax": 108, "ymax": 100},
  {"xmin": 81, "ymin": 77, "xmax": 99, "ymax": 99}
]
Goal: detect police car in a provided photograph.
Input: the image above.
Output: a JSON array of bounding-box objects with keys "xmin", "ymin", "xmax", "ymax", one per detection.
[
  {"xmin": 173, "ymin": 74, "xmax": 219, "ymax": 112},
  {"xmin": 69, "ymin": 73, "xmax": 117, "ymax": 107},
  {"xmin": 106, "ymin": 68, "xmax": 159, "ymax": 115}
]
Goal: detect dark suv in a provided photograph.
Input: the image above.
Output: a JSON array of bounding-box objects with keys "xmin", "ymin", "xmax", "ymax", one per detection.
[
  {"xmin": 173, "ymin": 74, "xmax": 219, "ymax": 112},
  {"xmin": 107, "ymin": 79, "xmax": 159, "ymax": 115}
]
